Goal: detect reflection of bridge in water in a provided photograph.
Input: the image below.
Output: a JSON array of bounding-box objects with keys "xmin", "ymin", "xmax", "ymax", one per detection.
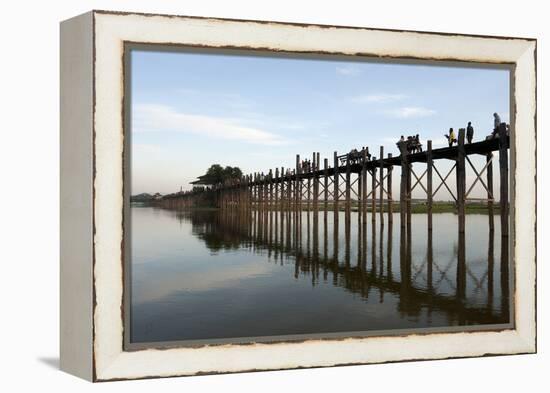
[{"xmin": 176, "ymin": 207, "xmax": 509, "ymax": 327}]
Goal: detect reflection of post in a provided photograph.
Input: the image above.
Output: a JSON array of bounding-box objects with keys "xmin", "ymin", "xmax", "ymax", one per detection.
[
  {"xmin": 371, "ymin": 219, "xmax": 376, "ymax": 274},
  {"xmin": 344, "ymin": 210, "xmax": 351, "ymax": 268},
  {"xmin": 499, "ymin": 123, "xmax": 509, "ymax": 238},
  {"xmin": 501, "ymin": 230, "xmax": 510, "ymax": 322},
  {"xmin": 486, "ymin": 153, "xmax": 495, "ymax": 232},
  {"xmin": 357, "ymin": 217, "xmax": 364, "ymax": 268},
  {"xmin": 399, "ymin": 225, "xmax": 409, "ymax": 296},
  {"xmin": 427, "ymin": 229, "xmax": 433, "ymax": 291},
  {"xmin": 379, "ymin": 146, "xmax": 384, "ymax": 226},
  {"xmin": 333, "ymin": 209, "xmax": 339, "ymax": 267},
  {"xmin": 379, "ymin": 220, "xmax": 384, "ymax": 277},
  {"xmin": 487, "ymin": 228, "xmax": 494, "ymax": 312},
  {"xmin": 387, "ymin": 220, "xmax": 393, "ymax": 280},
  {"xmin": 427, "ymin": 140, "xmax": 433, "ymax": 232},
  {"xmin": 457, "ymin": 231, "xmax": 466, "ymax": 300}
]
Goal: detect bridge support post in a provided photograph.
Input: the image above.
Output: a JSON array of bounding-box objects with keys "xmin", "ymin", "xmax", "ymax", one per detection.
[
  {"xmin": 269, "ymin": 169, "xmax": 273, "ymax": 243},
  {"xmin": 323, "ymin": 158, "xmax": 328, "ymax": 259},
  {"xmin": 274, "ymin": 169, "xmax": 279, "ymax": 243},
  {"xmin": 487, "ymin": 153, "xmax": 495, "ymax": 232},
  {"xmin": 399, "ymin": 143, "xmax": 408, "ymax": 229},
  {"xmin": 457, "ymin": 129, "xmax": 466, "ymax": 234},
  {"xmin": 295, "ymin": 155, "xmax": 301, "ymax": 247},
  {"xmin": 387, "ymin": 153, "xmax": 393, "ymax": 225},
  {"xmin": 498, "ymin": 123, "xmax": 509, "ymax": 238},
  {"xmin": 407, "ymin": 162, "xmax": 411, "ymax": 236},
  {"xmin": 333, "ymin": 151, "xmax": 339, "ymax": 263},
  {"xmin": 371, "ymin": 165, "xmax": 377, "ymax": 224},
  {"xmin": 379, "ymin": 146, "xmax": 384, "ymax": 226},
  {"xmin": 358, "ymin": 159, "xmax": 362, "ymax": 231},
  {"xmin": 361, "ymin": 150, "xmax": 368, "ymax": 239},
  {"xmin": 345, "ymin": 157, "xmax": 351, "ymax": 224},
  {"xmin": 286, "ymin": 169, "xmax": 291, "ymax": 245},
  {"xmin": 427, "ymin": 140, "xmax": 433, "ymax": 231},
  {"xmin": 333, "ymin": 151, "xmax": 339, "ymax": 220}
]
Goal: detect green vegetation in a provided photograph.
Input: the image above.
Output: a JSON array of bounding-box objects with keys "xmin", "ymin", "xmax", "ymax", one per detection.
[{"xmin": 192, "ymin": 164, "xmax": 243, "ymax": 185}]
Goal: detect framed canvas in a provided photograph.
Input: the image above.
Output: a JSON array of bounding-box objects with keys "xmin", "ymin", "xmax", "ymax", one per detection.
[{"xmin": 60, "ymin": 10, "xmax": 537, "ymax": 382}]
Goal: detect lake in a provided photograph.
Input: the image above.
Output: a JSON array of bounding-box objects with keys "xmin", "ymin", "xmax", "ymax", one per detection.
[{"xmin": 129, "ymin": 206, "xmax": 510, "ymax": 345}]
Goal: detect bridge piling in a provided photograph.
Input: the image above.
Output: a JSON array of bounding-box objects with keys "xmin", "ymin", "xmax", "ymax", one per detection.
[
  {"xmin": 379, "ymin": 146, "xmax": 384, "ymax": 226},
  {"xmin": 387, "ymin": 153, "xmax": 393, "ymax": 225},
  {"xmin": 498, "ymin": 123, "xmax": 509, "ymax": 238},
  {"xmin": 333, "ymin": 150, "xmax": 339, "ymax": 220},
  {"xmin": 427, "ymin": 141, "xmax": 433, "ymax": 231},
  {"xmin": 457, "ymin": 129, "xmax": 466, "ymax": 234},
  {"xmin": 399, "ymin": 143, "xmax": 408, "ymax": 229},
  {"xmin": 371, "ymin": 163, "xmax": 377, "ymax": 224},
  {"xmin": 487, "ymin": 153, "xmax": 495, "ymax": 232}
]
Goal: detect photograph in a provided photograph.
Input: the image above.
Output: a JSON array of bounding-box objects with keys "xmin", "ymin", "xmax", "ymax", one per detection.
[{"xmin": 126, "ymin": 46, "xmax": 512, "ymax": 346}]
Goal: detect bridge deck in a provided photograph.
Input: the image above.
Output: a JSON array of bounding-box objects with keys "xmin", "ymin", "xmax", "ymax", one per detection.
[{"xmin": 243, "ymin": 136, "xmax": 506, "ymax": 187}]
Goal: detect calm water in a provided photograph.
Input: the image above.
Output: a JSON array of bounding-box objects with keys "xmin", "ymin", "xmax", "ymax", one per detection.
[{"xmin": 130, "ymin": 207, "xmax": 509, "ymax": 344}]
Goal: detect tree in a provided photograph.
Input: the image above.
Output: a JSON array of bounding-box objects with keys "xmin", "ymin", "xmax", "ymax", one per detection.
[{"xmin": 197, "ymin": 164, "xmax": 243, "ymax": 185}]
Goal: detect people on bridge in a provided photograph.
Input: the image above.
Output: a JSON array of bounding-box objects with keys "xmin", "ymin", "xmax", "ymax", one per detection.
[
  {"xmin": 445, "ymin": 128, "xmax": 457, "ymax": 147},
  {"xmin": 493, "ymin": 112, "xmax": 502, "ymax": 131},
  {"xmin": 467, "ymin": 121, "xmax": 474, "ymax": 144},
  {"xmin": 396, "ymin": 135, "xmax": 405, "ymax": 152},
  {"xmin": 413, "ymin": 134, "xmax": 423, "ymax": 153},
  {"xmin": 362, "ymin": 146, "xmax": 371, "ymax": 161},
  {"xmin": 487, "ymin": 112, "xmax": 504, "ymax": 139}
]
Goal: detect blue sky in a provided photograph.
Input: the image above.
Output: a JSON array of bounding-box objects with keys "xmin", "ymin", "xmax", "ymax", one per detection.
[{"xmin": 131, "ymin": 49, "xmax": 510, "ymax": 199}]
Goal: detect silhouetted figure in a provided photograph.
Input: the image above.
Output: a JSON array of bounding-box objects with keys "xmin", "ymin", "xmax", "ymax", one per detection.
[
  {"xmin": 466, "ymin": 122, "xmax": 474, "ymax": 144},
  {"xmin": 445, "ymin": 128, "xmax": 456, "ymax": 147},
  {"xmin": 415, "ymin": 134, "xmax": 423, "ymax": 152},
  {"xmin": 396, "ymin": 135, "xmax": 406, "ymax": 153},
  {"xmin": 493, "ymin": 112, "xmax": 501, "ymax": 131}
]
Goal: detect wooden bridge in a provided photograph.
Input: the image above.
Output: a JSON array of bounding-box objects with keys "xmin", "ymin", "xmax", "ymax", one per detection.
[{"xmin": 162, "ymin": 124, "xmax": 509, "ymax": 239}]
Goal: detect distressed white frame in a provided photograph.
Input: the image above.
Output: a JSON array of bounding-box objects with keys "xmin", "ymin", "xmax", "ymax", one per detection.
[{"xmin": 61, "ymin": 10, "xmax": 536, "ymax": 381}]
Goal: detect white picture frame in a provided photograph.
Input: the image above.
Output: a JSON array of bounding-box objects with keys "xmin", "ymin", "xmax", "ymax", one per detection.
[{"xmin": 60, "ymin": 10, "xmax": 536, "ymax": 381}]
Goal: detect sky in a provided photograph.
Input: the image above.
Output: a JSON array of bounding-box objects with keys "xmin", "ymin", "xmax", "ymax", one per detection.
[{"xmin": 130, "ymin": 48, "xmax": 510, "ymax": 200}]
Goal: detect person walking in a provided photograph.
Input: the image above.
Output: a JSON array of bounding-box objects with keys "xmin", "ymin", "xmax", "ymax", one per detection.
[
  {"xmin": 415, "ymin": 134, "xmax": 422, "ymax": 152},
  {"xmin": 466, "ymin": 122, "xmax": 474, "ymax": 144},
  {"xmin": 446, "ymin": 128, "xmax": 456, "ymax": 147},
  {"xmin": 492, "ymin": 112, "xmax": 502, "ymax": 138}
]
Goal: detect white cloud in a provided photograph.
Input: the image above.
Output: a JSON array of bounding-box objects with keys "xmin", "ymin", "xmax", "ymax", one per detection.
[
  {"xmin": 336, "ymin": 65, "xmax": 361, "ymax": 76},
  {"xmin": 133, "ymin": 143, "xmax": 163, "ymax": 155},
  {"xmin": 352, "ymin": 93, "xmax": 407, "ymax": 104},
  {"xmin": 386, "ymin": 106, "xmax": 436, "ymax": 119},
  {"xmin": 133, "ymin": 104, "xmax": 288, "ymax": 146}
]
